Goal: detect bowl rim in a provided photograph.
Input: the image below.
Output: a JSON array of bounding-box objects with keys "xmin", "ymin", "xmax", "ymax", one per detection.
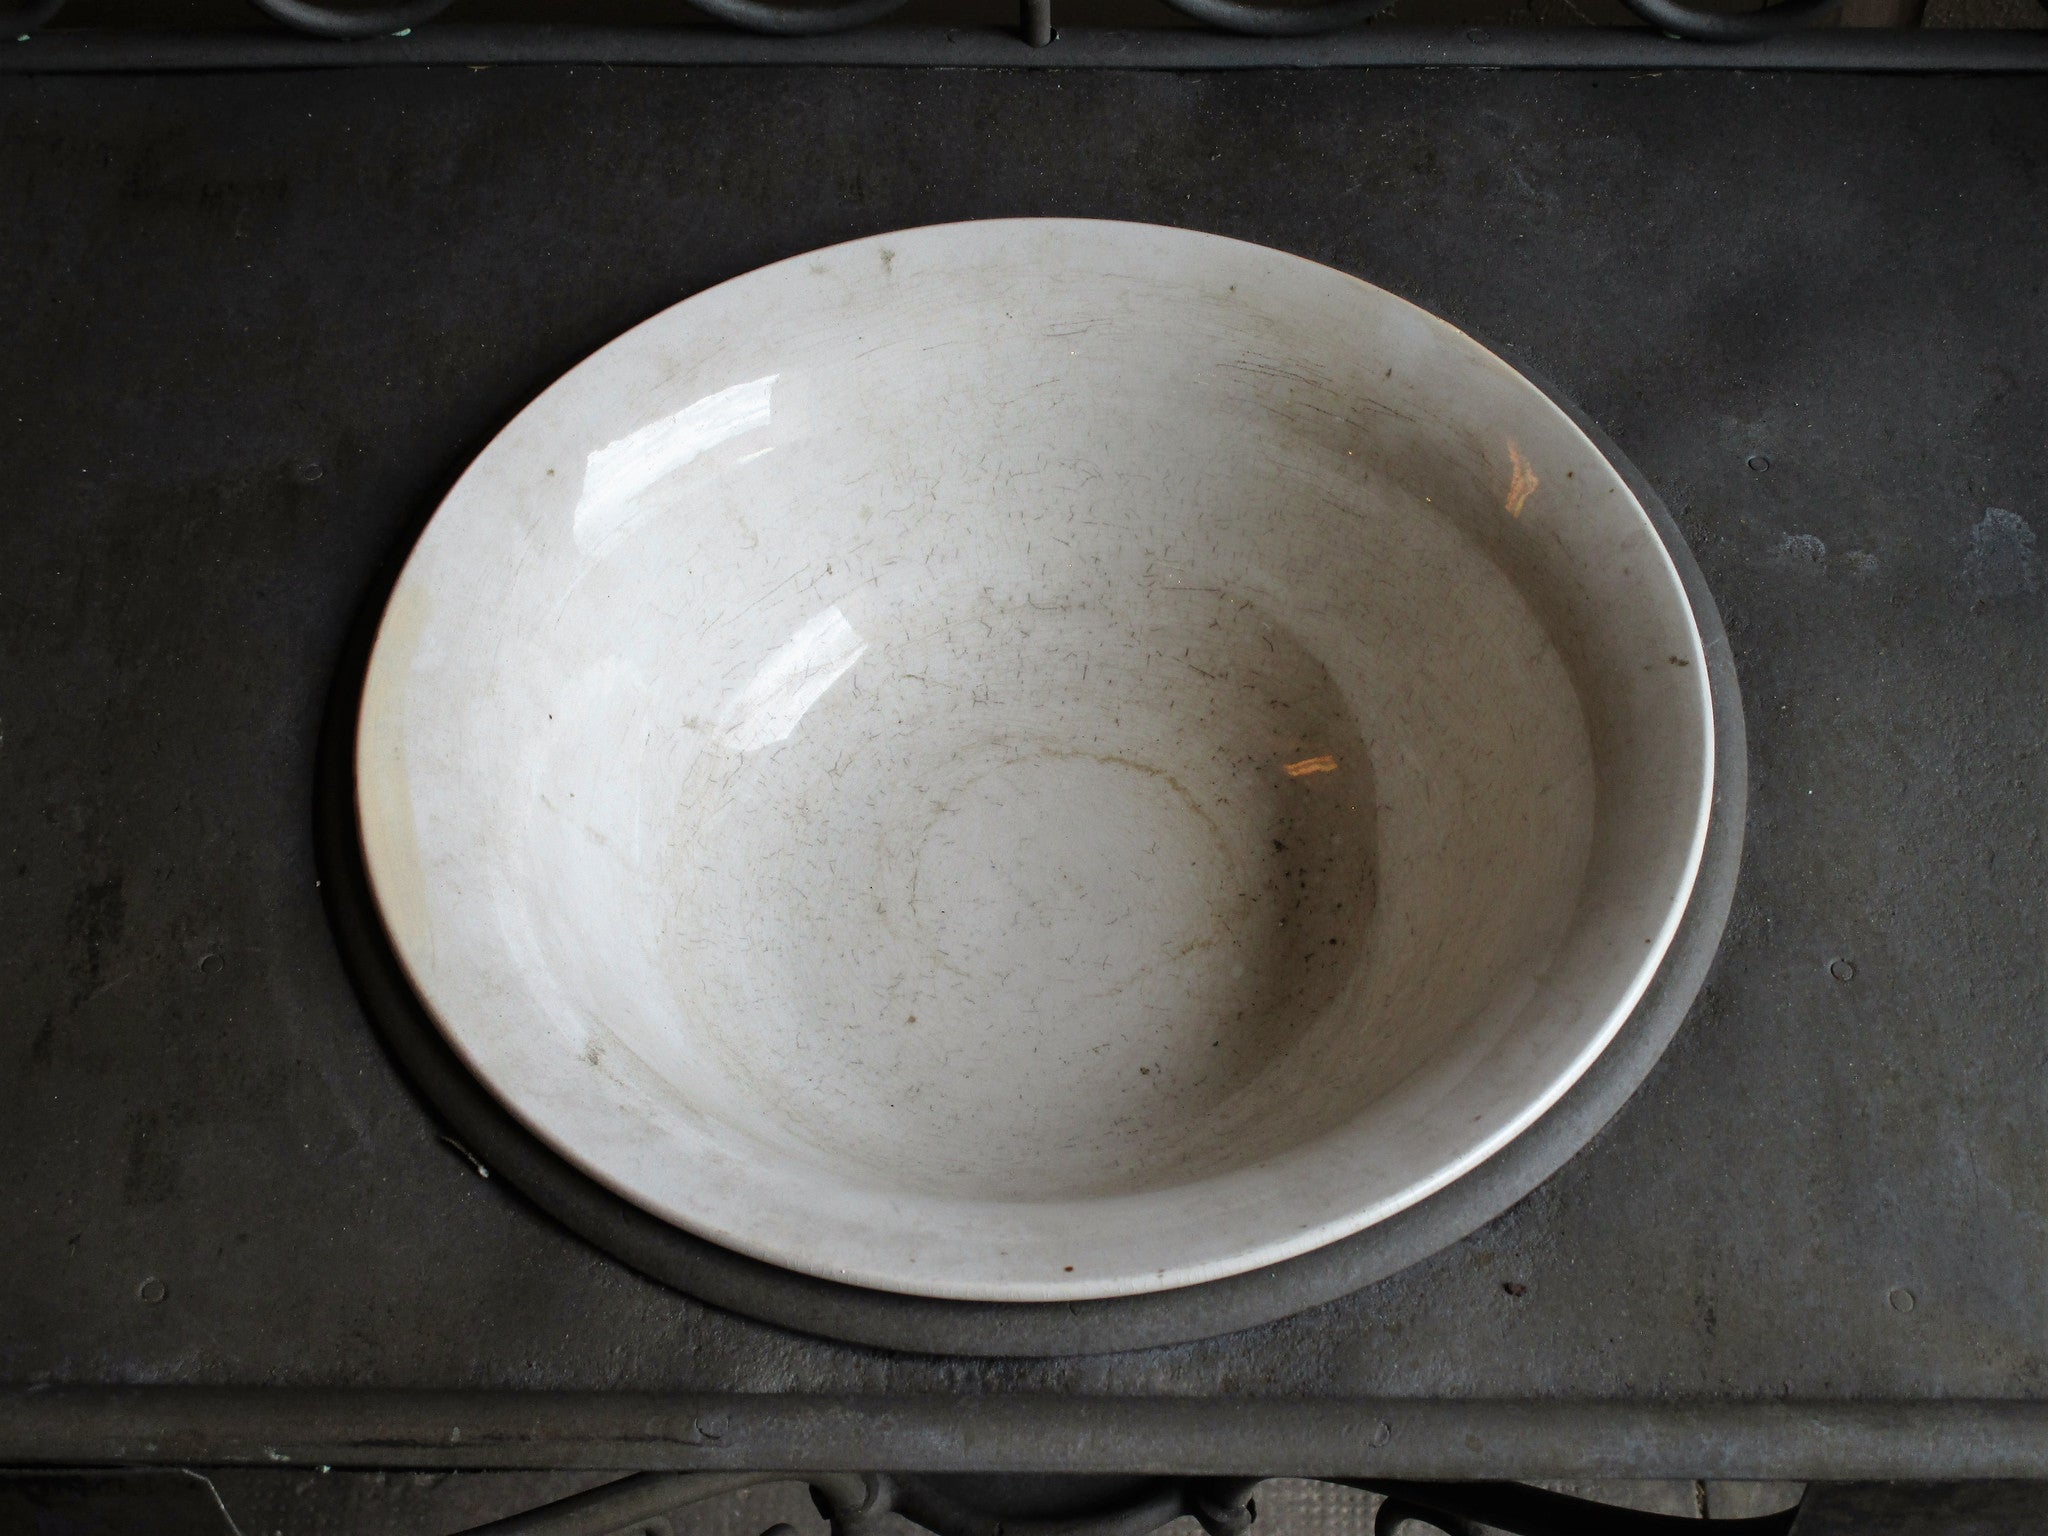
[{"xmin": 347, "ymin": 218, "xmax": 1720, "ymax": 1307}]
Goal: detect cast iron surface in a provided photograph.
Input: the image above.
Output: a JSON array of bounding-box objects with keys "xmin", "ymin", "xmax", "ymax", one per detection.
[
  {"xmin": 7, "ymin": 27, "xmax": 2048, "ymax": 71},
  {"xmin": 0, "ymin": 0, "xmax": 1941, "ymax": 52},
  {"xmin": 311, "ymin": 348, "xmax": 1745, "ymax": 1358},
  {"xmin": 0, "ymin": 62, "xmax": 2044, "ymax": 1472},
  {"xmin": 431, "ymin": 1468, "xmax": 1800, "ymax": 1535},
  {"xmin": 17, "ymin": 1471, "xmax": 2024, "ymax": 1534}
]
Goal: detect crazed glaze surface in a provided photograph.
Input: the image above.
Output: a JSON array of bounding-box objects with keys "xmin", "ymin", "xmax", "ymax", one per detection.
[{"xmin": 356, "ymin": 220, "xmax": 1712, "ymax": 1302}]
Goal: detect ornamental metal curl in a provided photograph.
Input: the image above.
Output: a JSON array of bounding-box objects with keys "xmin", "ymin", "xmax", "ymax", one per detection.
[
  {"xmin": 1613, "ymin": 0, "xmax": 1839, "ymax": 43},
  {"xmin": 244, "ymin": 0, "xmax": 454, "ymax": 36},
  {"xmin": 1152, "ymin": 0, "xmax": 1395, "ymax": 39},
  {"xmin": 679, "ymin": 0, "xmax": 915, "ymax": 35},
  {"xmin": 3, "ymin": 0, "xmax": 67, "ymax": 35},
  {"xmin": 1, "ymin": 0, "xmax": 1888, "ymax": 45},
  {"xmin": 449, "ymin": 1470, "xmax": 1803, "ymax": 1536}
]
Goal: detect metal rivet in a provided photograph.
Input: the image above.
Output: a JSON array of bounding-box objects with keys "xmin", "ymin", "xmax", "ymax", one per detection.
[
  {"xmin": 199, "ymin": 952, "xmax": 224, "ymax": 975},
  {"xmin": 1746, "ymin": 454, "xmax": 1771, "ymax": 473},
  {"xmin": 1830, "ymin": 958, "xmax": 1855, "ymax": 982},
  {"xmin": 294, "ymin": 461, "xmax": 324, "ymax": 483},
  {"xmin": 137, "ymin": 1277, "xmax": 167, "ymax": 1303},
  {"xmin": 1889, "ymin": 1287, "xmax": 1916, "ymax": 1312},
  {"xmin": 1370, "ymin": 1420, "xmax": 1393, "ymax": 1448}
]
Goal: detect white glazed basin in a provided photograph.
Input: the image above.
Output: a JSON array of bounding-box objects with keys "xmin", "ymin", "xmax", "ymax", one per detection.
[{"xmin": 357, "ymin": 220, "xmax": 1713, "ymax": 1302}]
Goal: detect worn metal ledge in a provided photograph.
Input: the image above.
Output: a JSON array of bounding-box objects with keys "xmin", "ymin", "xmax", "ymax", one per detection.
[
  {"xmin": 5, "ymin": 1390, "xmax": 2048, "ymax": 1480},
  {"xmin": 3, "ymin": 23, "xmax": 2047, "ymax": 72}
]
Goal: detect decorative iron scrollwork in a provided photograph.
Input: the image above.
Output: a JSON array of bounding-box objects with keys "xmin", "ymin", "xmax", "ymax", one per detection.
[{"xmin": 449, "ymin": 1470, "xmax": 1802, "ymax": 1536}]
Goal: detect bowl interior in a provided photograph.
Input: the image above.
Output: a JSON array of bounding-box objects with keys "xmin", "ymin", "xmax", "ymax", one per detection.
[{"xmin": 358, "ymin": 220, "xmax": 1711, "ymax": 1301}]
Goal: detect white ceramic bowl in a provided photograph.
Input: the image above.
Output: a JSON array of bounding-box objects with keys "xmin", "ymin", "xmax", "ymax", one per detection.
[{"xmin": 357, "ymin": 220, "xmax": 1713, "ymax": 1303}]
